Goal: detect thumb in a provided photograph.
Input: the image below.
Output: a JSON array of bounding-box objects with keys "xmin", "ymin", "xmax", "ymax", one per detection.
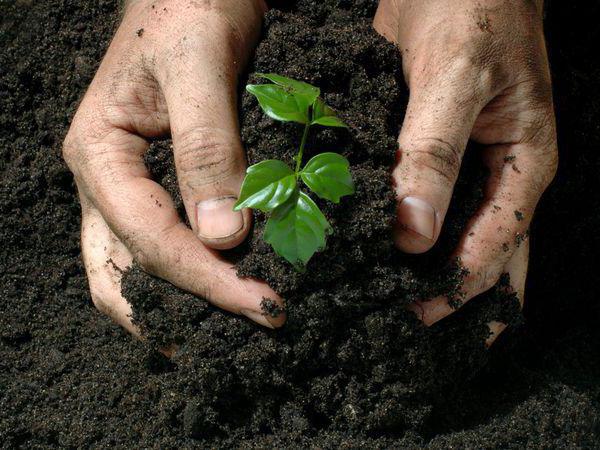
[
  {"xmin": 393, "ymin": 68, "xmax": 490, "ymax": 253},
  {"xmin": 159, "ymin": 42, "xmax": 251, "ymax": 251}
]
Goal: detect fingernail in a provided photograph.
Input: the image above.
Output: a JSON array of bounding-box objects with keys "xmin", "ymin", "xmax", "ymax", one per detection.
[
  {"xmin": 240, "ymin": 309, "xmax": 276, "ymax": 329},
  {"xmin": 398, "ymin": 197, "xmax": 436, "ymax": 240},
  {"xmin": 197, "ymin": 196, "xmax": 244, "ymax": 239}
]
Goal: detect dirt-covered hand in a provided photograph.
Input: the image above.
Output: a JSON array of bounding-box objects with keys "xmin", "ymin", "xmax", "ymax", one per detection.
[
  {"xmin": 63, "ymin": 0, "xmax": 285, "ymax": 335},
  {"xmin": 374, "ymin": 0, "xmax": 558, "ymax": 342}
]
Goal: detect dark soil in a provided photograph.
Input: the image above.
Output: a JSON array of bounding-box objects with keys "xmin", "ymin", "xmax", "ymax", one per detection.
[{"xmin": 1, "ymin": 0, "xmax": 599, "ymax": 448}]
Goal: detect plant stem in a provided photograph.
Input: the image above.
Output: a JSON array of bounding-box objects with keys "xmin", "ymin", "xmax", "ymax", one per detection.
[
  {"xmin": 295, "ymin": 103, "xmax": 315, "ymax": 175},
  {"xmin": 295, "ymin": 121, "xmax": 311, "ymax": 175}
]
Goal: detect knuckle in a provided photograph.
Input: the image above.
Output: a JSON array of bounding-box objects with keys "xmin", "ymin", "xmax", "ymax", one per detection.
[
  {"xmin": 459, "ymin": 248, "xmax": 505, "ymax": 297},
  {"xmin": 467, "ymin": 265, "xmax": 502, "ymax": 297},
  {"xmin": 156, "ymin": 4, "xmax": 252, "ymax": 66},
  {"xmin": 62, "ymin": 129, "xmax": 81, "ymax": 171},
  {"xmin": 459, "ymin": 51, "xmax": 511, "ymax": 100},
  {"xmin": 126, "ymin": 223, "xmax": 179, "ymax": 277},
  {"xmin": 476, "ymin": 61, "xmax": 512, "ymax": 97},
  {"xmin": 62, "ymin": 116, "xmax": 107, "ymax": 178},
  {"xmin": 524, "ymin": 114, "xmax": 559, "ymax": 192},
  {"xmin": 408, "ymin": 139, "xmax": 462, "ymax": 184},
  {"xmin": 199, "ymin": 7, "xmax": 255, "ymax": 60},
  {"xmin": 204, "ymin": 7, "xmax": 244, "ymax": 37},
  {"xmin": 176, "ymin": 128, "xmax": 243, "ymax": 187},
  {"xmin": 130, "ymin": 244, "xmax": 157, "ymax": 275},
  {"xmin": 432, "ymin": 41, "xmax": 510, "ymax": 98},
  {"xmin": 118, "ymin": 230, "xmax": 156, "ymax": 274}
]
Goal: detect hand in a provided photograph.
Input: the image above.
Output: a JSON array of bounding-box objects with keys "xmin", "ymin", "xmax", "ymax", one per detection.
[
  {"xmin": 63, "ymin": 0, "xmax": 285, "ymax": 336},
  {"xmin": 374, "ymin": 0, "xmax": 558, "ymax": 343}
]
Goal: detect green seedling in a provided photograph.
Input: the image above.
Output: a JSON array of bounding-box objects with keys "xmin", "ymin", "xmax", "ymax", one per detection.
[{"xmin": 234, "ymin": 73, "xmax": 355, "ymax": 270}]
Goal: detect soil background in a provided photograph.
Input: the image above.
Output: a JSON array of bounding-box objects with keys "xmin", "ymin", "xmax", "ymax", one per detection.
[{"xmin": 1, "ymin": 0, "xmax": 599, "ymax": 448}]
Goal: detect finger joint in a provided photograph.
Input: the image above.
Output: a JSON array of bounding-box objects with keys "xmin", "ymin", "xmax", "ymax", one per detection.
[{"xmin": 407, "ymin": 138, "xmax": 462, "ymax": 184}]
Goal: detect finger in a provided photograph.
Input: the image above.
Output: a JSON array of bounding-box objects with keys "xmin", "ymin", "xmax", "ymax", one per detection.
[
  {"xmin": 486, "ymin": 239, "xmax": 529, "ymax": 347},
  {"xmin": 453, "ymin": 135, "xmax": 555, "ymax": 300},
  {"xmin": 410, "ymin": 238, "xmax": 529, "ymax": 329},
  {"xmin": 156, "ymin": 16, "xmax": 257, "ymax": 251},
  {"xmin": 79, "ymin": 192, "xmax": 138, "ymax": 336},
  {"xmin": 392, "ymin": 63, "xmax": 493, "ymax": 254},
  {"xmin": 411, "ymin": 135, "xmax": 554, "ymax": 326},
  {"xmin": 81, "ymin": 195, "xmax": 180, "ymax": 357},
  {"xmin": 64, "ymin": 121, "xmax": 285, "ymax": 329}
]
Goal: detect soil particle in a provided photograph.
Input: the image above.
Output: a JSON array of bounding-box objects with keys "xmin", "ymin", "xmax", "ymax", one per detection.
[
  {"xmin": 476, "ymin": 15, "xmax": 492, "ymax": 33},
  {"xmin": 107, "ymin": 258, "xmax": 124, "ymax": 274},
  {"xmin": 261, "ymin": 297, "xmax": 286, "ymax": 318},
  {"xmin": 515, "ymin": 231, "xmax": 529, "ymax": 247}
]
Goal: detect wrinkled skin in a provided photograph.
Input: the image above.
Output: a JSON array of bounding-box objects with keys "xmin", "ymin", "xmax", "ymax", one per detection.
[
  {"xmin": 63, "ymin": 0, "xmax": 286, "ymax": 335},
  {"xmin": 375, "ymin": 0, "xmax": 557, "ymax": 343},
  {"xmin": 64, "ymin": 0, "xmax": 557, "ymax": 346}
]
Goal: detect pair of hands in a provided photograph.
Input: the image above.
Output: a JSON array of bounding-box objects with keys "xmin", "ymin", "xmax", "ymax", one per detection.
[{"xmin": 63, "ymin": 0, "xmax": 557, "ymax": 345}]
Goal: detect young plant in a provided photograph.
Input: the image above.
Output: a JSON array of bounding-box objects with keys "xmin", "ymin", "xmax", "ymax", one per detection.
[{"xmin": 234, "ymin": 73, "xmax": 355, "ymax": 270}]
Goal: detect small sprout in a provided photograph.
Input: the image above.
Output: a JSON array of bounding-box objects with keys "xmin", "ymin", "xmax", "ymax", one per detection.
[{"xmin": 235, "ymin": 73, "xmax": 354, "ymax": 270}]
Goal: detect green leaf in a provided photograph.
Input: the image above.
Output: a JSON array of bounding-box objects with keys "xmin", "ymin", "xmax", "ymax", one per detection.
[
  {"xmin": 311, "ymin": 97, "xmax": 347, "ymax": 128},
  {"xmin": 300, "ymin": 152, "xmax": 355, "ymax": 203},
  {"xmin": 264, "ymin": 191, "xmax": 332, "ymax": 269},
  {"xmin": 256, "ymin": 73, "xmax": 320, "ymax": 99},
  {"xmin": 234, "ymin": 160, "xmax": 297, "ymax": 212},
  {"xmin": 255, "ymin": 73, "xmax": 320, "ymax": 118},
  {"xmin": 246, "ymin": 84, "xmax": 309, "ymax": 124},
  {"xmin": 312, "ymin": 115, "xmax": 348, "ymax": 127}
]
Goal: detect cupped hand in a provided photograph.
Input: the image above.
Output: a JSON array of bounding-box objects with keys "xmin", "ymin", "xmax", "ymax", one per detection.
[
  {"xmin": 63, "ymin": 0, "xmax": 285, "ymax": 335},
  {"xmin": 374, "ymin": 0, "xmax": 558, "ymax": 343}
]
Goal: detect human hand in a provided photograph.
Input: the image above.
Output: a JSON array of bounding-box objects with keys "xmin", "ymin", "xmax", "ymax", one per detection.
[
  {"xmin": 374, "ymin": 0, "xmax": 558, "ymax": 343},
  {"xmin": 63, "ymin": 0, "xmax": 286, "ymax": 336}
]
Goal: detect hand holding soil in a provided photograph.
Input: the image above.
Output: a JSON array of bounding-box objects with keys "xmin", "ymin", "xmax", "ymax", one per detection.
[
  {"xmin": 375, "ymin": 0, "xmax": 558, "ymax": 339},
  {"xmin": 64, "ymin": 0, "xmax": 557, "ymax": 343},
  {"xmin": 62, "ymin": 0, "xmax": 286, "ymax": 333}
]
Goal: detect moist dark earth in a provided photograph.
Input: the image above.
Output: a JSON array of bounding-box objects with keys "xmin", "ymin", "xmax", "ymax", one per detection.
[{"xmin": 1, "ymin": 0, "xmax": 599, "ymax": 448}]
